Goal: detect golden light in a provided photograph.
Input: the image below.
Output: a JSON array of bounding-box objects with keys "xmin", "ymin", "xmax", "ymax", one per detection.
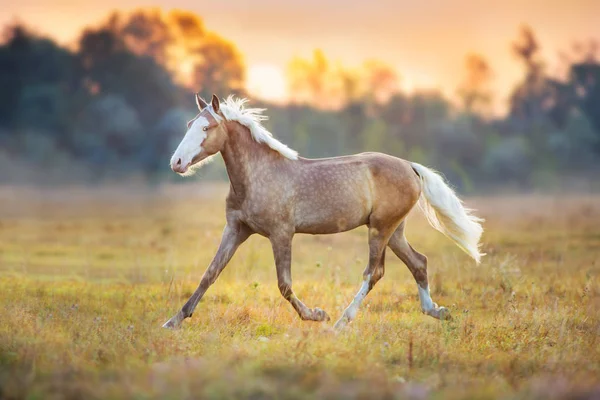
[
  {"xmin": 247, "ymin": 63, "xmax": 287, "ymax": 103},
  {"xmin": 400, "ymin": 68, "xmax": 438, "ymax": 94}
]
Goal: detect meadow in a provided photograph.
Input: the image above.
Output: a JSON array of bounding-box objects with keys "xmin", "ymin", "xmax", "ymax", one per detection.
[{"xmin": 0, "ymin": 184, "xmax": 598, "ymax": 399}]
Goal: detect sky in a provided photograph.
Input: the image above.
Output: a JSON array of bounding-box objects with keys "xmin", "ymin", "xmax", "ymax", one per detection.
[{"xmin": 2, "ymin": 0, "xmax": 599, "ymax": 111}]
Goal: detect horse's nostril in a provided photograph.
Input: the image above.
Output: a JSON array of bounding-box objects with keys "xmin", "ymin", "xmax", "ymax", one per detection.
[{"xmin": 176, "ymin": 158, "xmax": 181, "ymax": 165}]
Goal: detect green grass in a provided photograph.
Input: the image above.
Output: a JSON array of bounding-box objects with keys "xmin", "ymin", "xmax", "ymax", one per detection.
[{"xmin": 0, "ymin": 186, "xmax": 599, "ymax": 399}]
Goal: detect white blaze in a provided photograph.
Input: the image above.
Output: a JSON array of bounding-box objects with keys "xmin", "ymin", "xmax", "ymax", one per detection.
[{"xmin": 170, "ymin": 116, "xmax": 209, "ymax": 172}]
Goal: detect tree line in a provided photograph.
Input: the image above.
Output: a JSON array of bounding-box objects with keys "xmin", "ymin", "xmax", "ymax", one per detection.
[{"xmin": 0, "ymin": 10, "xmax": 598, "ymax": 191}]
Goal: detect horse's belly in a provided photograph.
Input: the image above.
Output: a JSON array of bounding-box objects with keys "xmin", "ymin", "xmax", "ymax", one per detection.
[
  {"xmin": 295, "ymin": 215, "xmax": 367, "ymax": 234},
  {"xmin": 294, "ymin": 193, "xmax": 370, "ymax": 234},
  {"xmin": 292, "ymin": 158, "xmax": 375, "ymax": 234}
]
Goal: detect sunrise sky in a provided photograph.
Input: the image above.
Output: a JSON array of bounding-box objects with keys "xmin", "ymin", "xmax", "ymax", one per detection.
[{"xmin": 2, "ymin": 0, "xmax": 598, "ymax": 110}]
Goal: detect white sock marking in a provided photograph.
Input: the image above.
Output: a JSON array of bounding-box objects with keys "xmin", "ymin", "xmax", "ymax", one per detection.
[
  {"xmin": 418, "ymin": 285, "xmax": 434, "ymax": 312},
  {"xmin": 343, "ymin": 274, "xmax": 371, "ymax": 321}
]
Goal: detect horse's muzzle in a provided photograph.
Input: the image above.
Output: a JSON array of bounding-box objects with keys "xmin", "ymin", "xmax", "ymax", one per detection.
[{"xmin": 171, "ymin": 158, "xmax": 190, "ymax": 174}]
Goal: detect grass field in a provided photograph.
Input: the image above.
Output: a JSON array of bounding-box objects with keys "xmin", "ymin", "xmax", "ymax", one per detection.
[{"xmin": 0, "ymin": 184, "xmax": 599, "ymax": 399}]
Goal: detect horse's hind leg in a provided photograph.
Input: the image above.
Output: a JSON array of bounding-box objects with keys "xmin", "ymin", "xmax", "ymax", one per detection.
[
  {"xmin": 270, "ymin": 234, "xmax": 330, "ymax": 322},
  {"xmin": 333, "ymin": 224, "xmax": 390, "ymax": 330},
  {"xmin": 388, "ymin": 222, "xmax": 451, "ymax": 320}
]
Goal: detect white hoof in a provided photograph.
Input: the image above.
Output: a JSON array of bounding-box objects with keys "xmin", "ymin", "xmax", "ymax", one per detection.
[
  {"xmin": 424, "ymin": 305, "xmax": 452, "ymax": 321},
  {"xmin": 162, "ymin": 312, "xmax": 184, "ymax": 329},
  {"xmin": 333, "ymin": 316, "xmax": 349, "ymax": 330}
]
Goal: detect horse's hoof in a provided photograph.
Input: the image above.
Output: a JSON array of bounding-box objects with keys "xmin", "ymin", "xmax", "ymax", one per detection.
[
  {"xmin": 437, "ymin": 307, "xmax": 452, "ymax": 321},
  {"xmin": 425, "ymin": 306, "xmax": 452, "ymax": 321},
  {"xmin": 162, "ymin": 320, "xmax": 177, "ymax": 329},
  {"xmin": 162, "ymin": 313, "xmax": 184, "ymax": 329},
  {"xmin": 313, "ymin": 307, "xmax": 331, "ymax": 322}
]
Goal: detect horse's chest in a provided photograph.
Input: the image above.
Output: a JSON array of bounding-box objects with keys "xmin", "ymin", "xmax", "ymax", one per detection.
[{"xmin": 239, "ymin": 200, "xmax": 292, "ymax": 235}]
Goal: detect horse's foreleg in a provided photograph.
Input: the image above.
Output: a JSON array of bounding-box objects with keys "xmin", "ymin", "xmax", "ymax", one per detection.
[
  {"xmin": 271, "ymin": 235, "xmax": 330, "ymax": 322},
  {"xmin": 388, "ymin": 224, "xmax": 451, "ymax": 320},
  {"xmin": 162, "ymin": 222, "xmax": 251, "ymax": 329},
  {"xmin": 333, "ymin": 226, "xmax": 389, "ymax": 330}
]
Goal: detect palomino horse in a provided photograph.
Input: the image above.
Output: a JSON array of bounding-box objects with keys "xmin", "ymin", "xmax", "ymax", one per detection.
[{"xmin": 163, "ymin": 94, "xmax": 484, "ymax": 329}]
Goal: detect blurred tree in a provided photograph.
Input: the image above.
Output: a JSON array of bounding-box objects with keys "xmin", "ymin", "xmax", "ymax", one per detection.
[
  {"xmin": 287, "ymin": 50, "xmax": 399, "ymax": 110},
  {"xmin": 483, "ymin": 136, "xmax": 532, "ymax": 185},
  {"xmin": 288, "ymin": 50, "xmax": 337, "ymax": 108},
  {"xmin": 435, "ymin": 115, "xmax": 484, "ymax": 168},
  {"xmin": 548, "ymin": 111, "xmax": 598, "ymax": 168},
  {"xmin": 380, "ymin": 91, "xmax": 448, "ymax": 160},
  {"xmin": 72, "ymin": 94, "xmax": 142, "ymax": 162},
  {"xmin": 102, "ymin": 9, "xmax": 245, "ymax": 96},
  {"xmin": 569, "ymin": 43, "xmax": 600, "ymax": 145},
  {"xmin": 338, "ymin": 69, "xmax": 363, "ymax": 106},
  {"xmin": 17, "ymin": 84, "xmax": 70, "ymax": 134},
  {"xmin": 507, "ymin": 26, "xmax": 576, "ymax": 131},
  {"xmin": 2, "ymin": 15, "xmax": 599, "ymax": 187},
  {"xmin": 403, "ymin": 90, "xmax": 450, "ymax": 151},
  {"xmin": 361, "ymin": 60, "xmax": 400, "ymax": 105},
  {"xmin": 108, "ymin": 9, "xmax": 173, "ymax": 65},
  {"xmin": 77, "ymin": 27, "xmax": 181, "ymax": 124},
  {"xmin": 0, "ymin": 24, "xmax": 80, "ymax": 132},
  {"xmin": 509, "ymin": 26, "xmax": 550, "ymax": 123},
  {"xmin": 339, "ymin": 101, "xmax": 369, "ymax": 153},
  {"xmin": 361, "ymin": 119, "xmax": 389, "ymax": 153},
  {"xmin": 381, "ymin": 94, "xmax": 412, "ymax": 126},
  {"xmin": 457, "ymin": 53, "xmax": 493, "ymax": 115},
  {"xmin": 167, "ymin": 9, "xmax": 207, "ymax": 83},
  {"xmin": 294, "ymin": 109, "xmax": 347, "ymax": 157},
  {"xmin": 190, "ymin": 33, "xmax": 245, "ymax": 99}
]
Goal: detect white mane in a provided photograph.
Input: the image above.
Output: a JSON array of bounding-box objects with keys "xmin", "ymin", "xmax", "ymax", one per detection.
[{"xmin": 218, "ymin": 96, "xmax": 298, "ymax": 160}]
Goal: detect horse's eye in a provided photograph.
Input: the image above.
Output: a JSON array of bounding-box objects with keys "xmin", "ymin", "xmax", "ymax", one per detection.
[{"xmin": 203, "ymin": 126, "xmax": 208, "ymax": 131}]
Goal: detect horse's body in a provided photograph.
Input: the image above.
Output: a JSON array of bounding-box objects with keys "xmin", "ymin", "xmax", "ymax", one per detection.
[
  {"xmin": 232, "ymin": 151, "xmax": 419, "ymax": 236},
  {"xmin": 163, "ymin": 95, "xmax": 484, "ymax": 329}
]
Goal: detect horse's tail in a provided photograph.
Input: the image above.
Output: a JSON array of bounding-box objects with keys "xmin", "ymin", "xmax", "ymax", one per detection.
[{"xmin": 410, "ymin": 162, "xmax": 484, "ymax": 263}]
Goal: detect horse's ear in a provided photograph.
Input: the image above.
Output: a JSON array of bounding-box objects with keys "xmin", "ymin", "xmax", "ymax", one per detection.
[
  {"xmin": 195, "ymin": 93, "xmax": 208, "ymax": 110},
  {"xmin": 211, "ymin": 94, "xmax": 220, "ymax": 113}
]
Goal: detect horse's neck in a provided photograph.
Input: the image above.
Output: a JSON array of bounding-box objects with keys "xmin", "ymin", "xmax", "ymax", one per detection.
[{"xmin": 221, "ymin": 121, "xmax": 282, "ymax": 196}]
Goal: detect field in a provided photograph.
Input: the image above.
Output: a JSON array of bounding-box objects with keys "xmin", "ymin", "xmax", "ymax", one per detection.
[{"xmin": 0, "ymin": 184, "xmax": 599, "ymax": 399}]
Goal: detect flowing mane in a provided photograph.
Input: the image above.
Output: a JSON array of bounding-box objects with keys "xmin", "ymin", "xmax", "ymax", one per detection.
[{"xmin": 219, "ymin": 96, "xmax": 298, "ymax": 160}]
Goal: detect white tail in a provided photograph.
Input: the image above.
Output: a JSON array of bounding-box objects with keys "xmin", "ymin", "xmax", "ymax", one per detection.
[{"xmin": 411, "ymin": 162, "xmax": 484, "ymax": 263}]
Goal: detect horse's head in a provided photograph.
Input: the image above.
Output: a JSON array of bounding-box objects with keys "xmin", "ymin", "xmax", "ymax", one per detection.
[{"xmin": 170, "ymin": 94, "xmax": 228, "ymax": 175}]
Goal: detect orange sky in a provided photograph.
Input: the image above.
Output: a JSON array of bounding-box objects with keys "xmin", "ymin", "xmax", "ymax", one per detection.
[{"xmin": 2, "ymin": 0, "xmax": 598, "ymax": 111}]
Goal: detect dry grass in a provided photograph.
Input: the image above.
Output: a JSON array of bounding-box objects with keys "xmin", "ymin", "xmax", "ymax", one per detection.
[{"xmin": 0, "ymin": 184, "xmax": 599, "ymax": 399}]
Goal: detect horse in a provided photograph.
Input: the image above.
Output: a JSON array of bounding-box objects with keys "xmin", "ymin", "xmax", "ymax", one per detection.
[{"xmin": 163, "ymin": 94, "xmax": 484, "ymax": 329}]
